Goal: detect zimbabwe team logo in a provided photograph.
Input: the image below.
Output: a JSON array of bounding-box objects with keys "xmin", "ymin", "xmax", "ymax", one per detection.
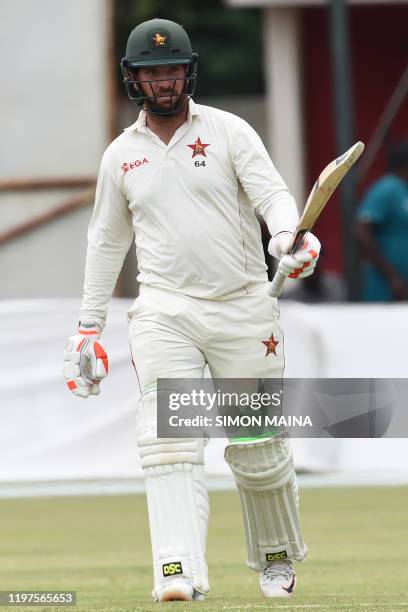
[
  {"xmin": 187, "ymin": 137, "xmax": 210, "ymax": 158},
  {"xmin": 262, "ymin": 334, "xmax": 279, "ymax": 357},
  {"xmin": 152, "ymin": 32, "xmax": 168, "ymax": 46}
]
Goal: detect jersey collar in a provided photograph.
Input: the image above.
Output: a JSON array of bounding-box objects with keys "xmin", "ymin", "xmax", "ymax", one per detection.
[{"xmin": 125, "ymin": 99, "xmax": 200, "ymax": 134}]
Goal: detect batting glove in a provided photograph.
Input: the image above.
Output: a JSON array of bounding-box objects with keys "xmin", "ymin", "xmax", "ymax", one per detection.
[
  {"xmin": 268, "ymin": 231, "xmax": 321, "ymax": 279},
  {"xmin": 63, "ymin": 322, "xmax": 108, "ymax": 398}
]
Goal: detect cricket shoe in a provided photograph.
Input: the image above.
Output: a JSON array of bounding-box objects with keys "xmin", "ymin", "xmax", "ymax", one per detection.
[
  {"xmin": 154, "ymin": 577, "xmax": 206, "ymax": 602},
  {"xmin": 260, "ymin": 559, "xmax": 296, "ymax": 598}
]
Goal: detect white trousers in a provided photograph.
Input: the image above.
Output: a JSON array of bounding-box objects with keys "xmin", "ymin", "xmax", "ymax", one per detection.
[
  {"xmin": 128, "ymin": 283, "xmax": 284, "ymax": 388},
  {"xmin": 127, "ymin": 283, "xmax": 290, "ymax": 596}
]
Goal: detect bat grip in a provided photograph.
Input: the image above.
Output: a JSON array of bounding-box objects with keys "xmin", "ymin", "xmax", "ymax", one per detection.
[
  {"xmin": 267, "ymin": 229, "xmax": 309, "ymax": 298},
  {"xmin": 267, "ymin": 268, "xmax": 287, "ymax": 298}
]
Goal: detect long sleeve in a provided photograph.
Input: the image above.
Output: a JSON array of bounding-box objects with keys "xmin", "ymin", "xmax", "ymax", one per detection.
[
  {"xmin": 231, "ymin": 118, "xmax": 299, "ymax": 237},
  {"xmin": 79, "ymin": 152, "xmax": 134, "ymax": 331}
]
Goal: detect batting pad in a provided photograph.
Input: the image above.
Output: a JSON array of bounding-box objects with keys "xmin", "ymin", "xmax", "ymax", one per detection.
[
  {"xmin": 225, "ymin": 437, "xmax": 307, "ymax": 570},
  {"xmin": 138, "ymin": 435, "xmax": 209, "ymax": 597}
]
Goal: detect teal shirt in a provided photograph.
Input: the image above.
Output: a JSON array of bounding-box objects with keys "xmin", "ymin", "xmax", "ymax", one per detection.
[{"xmin": 357, "ymin": 174, "xmax": 408, "ymax": 301}]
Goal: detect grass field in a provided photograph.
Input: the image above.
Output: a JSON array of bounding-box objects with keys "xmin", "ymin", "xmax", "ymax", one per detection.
[{"xmin": 0, "ymin": 486, "xmax": 407, "ymax": 611}]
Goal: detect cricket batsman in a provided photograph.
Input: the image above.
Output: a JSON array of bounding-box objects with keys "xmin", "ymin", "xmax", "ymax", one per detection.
[{"xmin": 63, "ymin": 18, "xmax": 320, "ymax": 602}]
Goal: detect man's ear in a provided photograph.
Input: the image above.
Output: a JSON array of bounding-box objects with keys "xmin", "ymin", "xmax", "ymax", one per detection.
[{"xmin": 128, "ymin": 68, "xmax": 141, "ymax": 94}]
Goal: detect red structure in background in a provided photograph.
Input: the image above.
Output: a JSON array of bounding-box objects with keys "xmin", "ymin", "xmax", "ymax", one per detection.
[{"xmin": 302, "ymin": 5, "xmax": 408, "ymax": 274}]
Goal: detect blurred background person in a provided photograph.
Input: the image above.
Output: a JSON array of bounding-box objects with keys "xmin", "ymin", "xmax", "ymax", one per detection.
[{"xmin": 355, "ymin": 141, "xmax": 408, "ymax": 301}]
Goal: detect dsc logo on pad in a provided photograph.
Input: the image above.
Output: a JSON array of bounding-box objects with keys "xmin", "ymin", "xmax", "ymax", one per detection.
[
  {"xmin": 162, "ymin": 562, "xmax": 183, "ymax": 576},
  {"xmin": 266, "ymin": 551, "xmax": 287, "ymax": 562}
]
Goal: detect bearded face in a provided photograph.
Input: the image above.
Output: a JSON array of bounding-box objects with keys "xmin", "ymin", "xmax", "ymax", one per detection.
[{"xmin": 128, "ymin": 64, "xmax": 189, "ymax": 116}]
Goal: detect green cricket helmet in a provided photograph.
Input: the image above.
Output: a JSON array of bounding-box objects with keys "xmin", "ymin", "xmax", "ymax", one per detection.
[{"xmin": 120, "ymin": 18, "xmax": 198, "ymax": 113}]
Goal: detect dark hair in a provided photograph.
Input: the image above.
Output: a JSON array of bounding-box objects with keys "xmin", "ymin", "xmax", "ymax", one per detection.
[{"xmin": 388, "ymin": 141, "xmax": 408, "ymax": 171}]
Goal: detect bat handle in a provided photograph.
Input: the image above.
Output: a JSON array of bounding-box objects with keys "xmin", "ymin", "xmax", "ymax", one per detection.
[{"xmin": 267, "ymin": 268, "xmax": 287, "ymax": 298}]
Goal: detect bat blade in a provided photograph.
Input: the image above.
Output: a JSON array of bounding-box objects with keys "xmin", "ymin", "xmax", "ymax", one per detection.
[
  {"xmin": 297, "ymin": 141, "xmax": 365, "ymax": 237},
  {"xmin": 268, "ymin": 141, "xmax": 365, "ymax": 297}
]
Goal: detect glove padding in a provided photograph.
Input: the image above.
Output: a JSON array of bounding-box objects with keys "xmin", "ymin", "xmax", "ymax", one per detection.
[
  {"xmin": 268, "ymin": 231, "xmax": 321, "ymax": 279},
  {"xmin": 63, "ymin": 323, "xmax": 108, "ymax": 398}
]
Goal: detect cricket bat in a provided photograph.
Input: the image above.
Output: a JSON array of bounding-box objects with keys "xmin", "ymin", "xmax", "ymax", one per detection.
[{"xmin": 268, "ymin": 141, "xmax": 365, "ymax": 298}]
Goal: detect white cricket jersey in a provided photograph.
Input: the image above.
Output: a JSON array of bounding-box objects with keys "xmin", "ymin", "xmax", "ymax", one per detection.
[{"xmin": 80, "ymin": 100, "xmax": 299, "ymax": 329}]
